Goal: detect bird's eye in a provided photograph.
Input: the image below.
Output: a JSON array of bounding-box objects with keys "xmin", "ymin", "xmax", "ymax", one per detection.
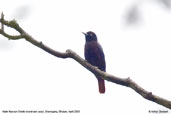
[{"xmin": 90, "ymin": 33, "xmax": 93, "ymax": 36}]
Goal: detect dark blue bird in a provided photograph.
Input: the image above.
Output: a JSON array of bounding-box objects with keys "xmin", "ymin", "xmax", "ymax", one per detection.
[{"xmin": 83, "ymin": 31, "xmax": 106, "ymax": 93}]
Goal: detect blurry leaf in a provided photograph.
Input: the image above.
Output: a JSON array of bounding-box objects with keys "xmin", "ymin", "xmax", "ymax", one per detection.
[
  {"xmin": 13, "ymin": 5, "xmax": 31, "ymax": 20},
  {"xmin": 125, "ymin": 5, "xmax": 142, "ymax": 25},
  {"xmin": 158, "ymin": 0, "xmax": 171, "ymax": 8}
]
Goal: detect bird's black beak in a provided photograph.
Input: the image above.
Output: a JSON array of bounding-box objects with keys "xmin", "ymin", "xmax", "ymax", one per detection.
[{"xmin": 82, "ymin": 32, "xmax": 87, "ymax": 36}]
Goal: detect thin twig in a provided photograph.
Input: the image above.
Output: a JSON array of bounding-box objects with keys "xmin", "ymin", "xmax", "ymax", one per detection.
[{"xmin": 1, "ymin": 12, "xmax": 4, "ymax": 31}]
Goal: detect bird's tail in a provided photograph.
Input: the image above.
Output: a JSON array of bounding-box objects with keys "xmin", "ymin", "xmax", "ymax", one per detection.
[{"xmin": 98, "ymin": 78, "xmax": 105, "ymax": 94}]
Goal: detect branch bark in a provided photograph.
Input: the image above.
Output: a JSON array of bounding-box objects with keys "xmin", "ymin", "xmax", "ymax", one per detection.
[{"xmin": 0, "ymin": 12, "xmax": 171, "ymax": 109}]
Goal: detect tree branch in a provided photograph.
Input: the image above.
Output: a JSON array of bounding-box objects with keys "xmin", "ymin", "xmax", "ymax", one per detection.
[{"xmin": 0, "ymin": 12, "xmax": 171, "ymax": 109}]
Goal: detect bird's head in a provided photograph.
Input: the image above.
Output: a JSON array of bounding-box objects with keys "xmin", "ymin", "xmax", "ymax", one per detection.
[{"xmin": 82, "ymin": 31, "xmax": 97, "ymax": 42}]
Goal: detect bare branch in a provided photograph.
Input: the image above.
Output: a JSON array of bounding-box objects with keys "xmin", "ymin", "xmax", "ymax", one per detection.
[
  {"xmin": 0, "ymin": 29, "xmax": 25, "ymax": 40},
  {"xmin": 0, "ymin": 13, "xmax": 171, "ymax": 109},
  {"xmin": 1, "ymin": 12, "xmax": 4, "ymax": 31}
]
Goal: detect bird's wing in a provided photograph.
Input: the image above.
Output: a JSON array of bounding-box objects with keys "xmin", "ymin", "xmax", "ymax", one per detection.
[
  {"xmin": 96, "ymin": 43, "xmax": 106, "ymax": 71},
  {"xmin": 85, "ymin": 42, "xmax": 106, "ymax": 71}
]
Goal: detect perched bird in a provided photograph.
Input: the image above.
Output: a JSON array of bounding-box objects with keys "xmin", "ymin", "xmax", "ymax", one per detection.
[{"xmin": 83, "ymin": 31, "xmax": 106, "ymax": 93}]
